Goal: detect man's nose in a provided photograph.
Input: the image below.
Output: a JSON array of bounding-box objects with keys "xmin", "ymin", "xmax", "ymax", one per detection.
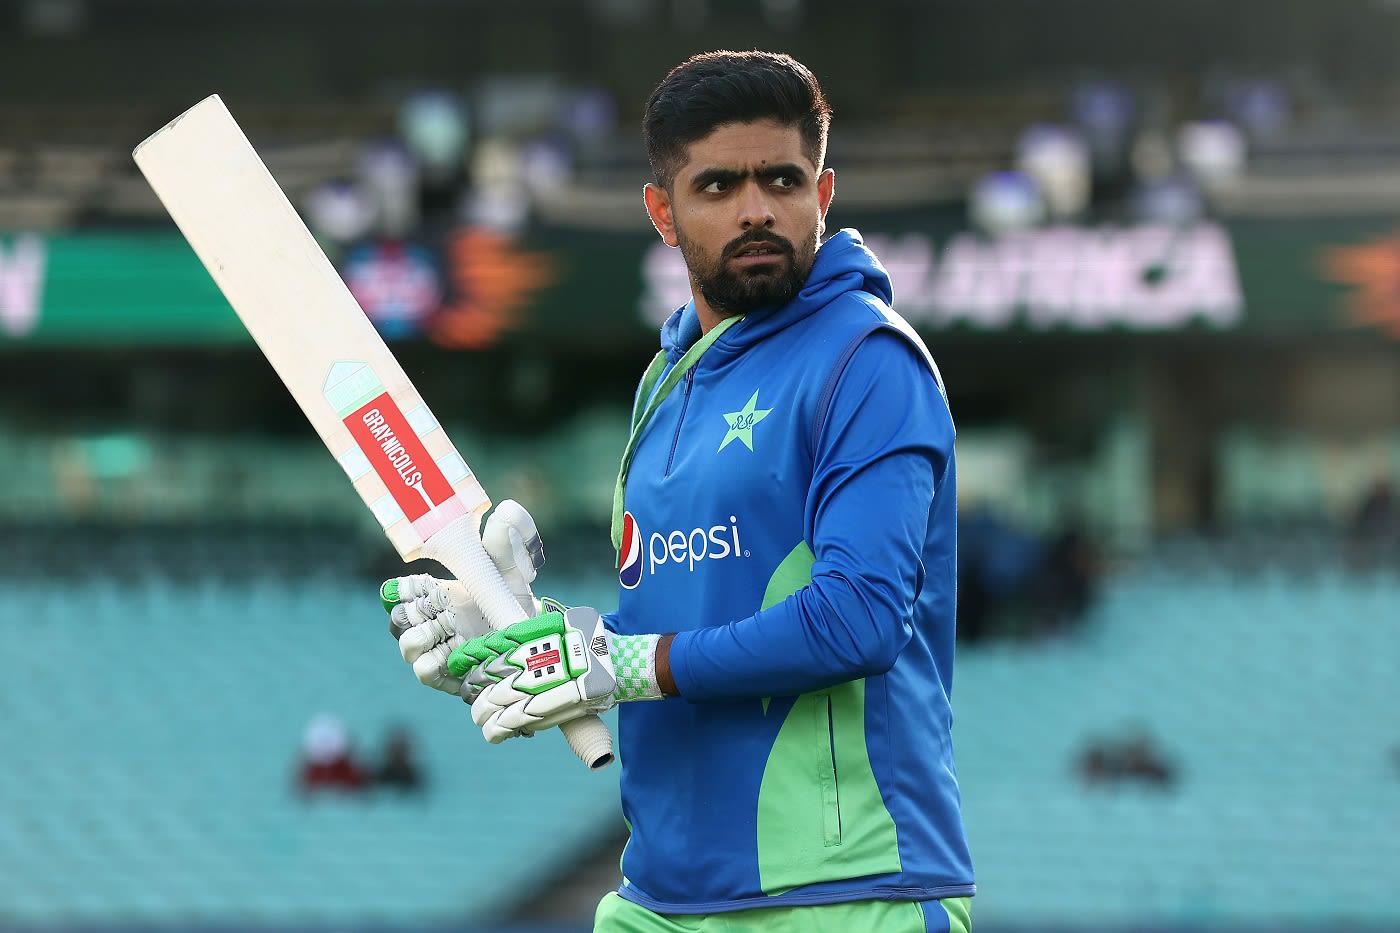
[{"xmin": 737, "ymin": 182, "xmax": 776, "ymax": 229}]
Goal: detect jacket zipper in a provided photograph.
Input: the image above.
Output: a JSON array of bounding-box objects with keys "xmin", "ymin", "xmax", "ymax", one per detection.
[{"xmin": 664, "ymin": 368, "xmax": 696, "ymax": 477}]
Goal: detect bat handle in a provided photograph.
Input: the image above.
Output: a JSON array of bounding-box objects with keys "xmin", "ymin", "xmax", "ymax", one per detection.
[{"xmin": 423, "ymin": 513, "xmax": 616, "ymax": 771}]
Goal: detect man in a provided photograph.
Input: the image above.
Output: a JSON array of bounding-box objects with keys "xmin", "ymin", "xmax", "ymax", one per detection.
[{"xmin": 382, "ymin": 50, "xmax": 974, "ymax": 932}]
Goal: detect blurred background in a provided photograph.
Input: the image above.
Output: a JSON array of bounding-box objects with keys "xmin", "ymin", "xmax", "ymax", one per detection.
[{"xmin": 2, "ymin": 0, "xmax": 1399, "ymax": 930}]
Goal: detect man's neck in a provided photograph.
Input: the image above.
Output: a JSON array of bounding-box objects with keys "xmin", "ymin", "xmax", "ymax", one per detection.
[{"xmin": 694, "ymin": 297, "xmax": 735, "ymax": 335}]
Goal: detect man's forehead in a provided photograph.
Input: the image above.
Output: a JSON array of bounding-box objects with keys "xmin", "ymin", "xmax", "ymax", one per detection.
[{"xmin": 677, "ymin": 120, "xmax": 815, "ymax": 175}]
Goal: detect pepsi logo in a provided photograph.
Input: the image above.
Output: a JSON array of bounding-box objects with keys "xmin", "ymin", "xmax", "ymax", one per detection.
[
  {"xmin": 618, "ymin": 511, "xmax": 643, "ymax": 589},
  {"xmin": 618, "ymin": 511, "xmax": 748, "ymax": 589}
]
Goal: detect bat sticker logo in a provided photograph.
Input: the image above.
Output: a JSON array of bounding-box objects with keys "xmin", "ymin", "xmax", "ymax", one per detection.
[{"xmin": 344, "ymin": 394, "xmax": 455, "ymax": 523}]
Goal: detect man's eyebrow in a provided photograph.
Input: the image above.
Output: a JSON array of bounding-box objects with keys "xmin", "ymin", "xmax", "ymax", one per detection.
[
  {"xmin": 690, "ymin": 167, "xmax": 745, "ymax": 190},
  {"xmin": 756, "ymin": 163, "xmax": 807, "ymax": 183},
  {"xmin": 690, "ymin": 163, "xmax": 809, "ymax": 189}
]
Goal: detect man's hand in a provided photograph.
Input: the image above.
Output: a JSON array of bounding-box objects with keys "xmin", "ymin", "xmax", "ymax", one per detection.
[
  {"xmin": 448, "ymin": 607, "xmax": 665, "ymax": 744},
  {"xmin": 378, "ymin": 500, "xmax": 544, "ymax": 696}
]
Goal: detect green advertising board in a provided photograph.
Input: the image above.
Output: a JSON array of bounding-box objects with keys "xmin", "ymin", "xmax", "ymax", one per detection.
[
  {"xmin": 3, "ymin": 213, "xmax": 1398, "ymax": 347},
  {"xmin": 0, "ymin": 233, "xmax": 248, "ymax": 345}
]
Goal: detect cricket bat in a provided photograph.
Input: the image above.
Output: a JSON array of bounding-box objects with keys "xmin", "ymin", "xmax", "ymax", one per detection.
[{"xmin": 133, "ymin": 95, "xmax": 614, "ymax": 771}]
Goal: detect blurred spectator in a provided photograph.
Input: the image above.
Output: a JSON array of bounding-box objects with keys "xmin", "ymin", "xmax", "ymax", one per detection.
[
  {"xmin": 956, "ymin": 552, "xmax": 993, "ymax": 645},
  {"xmin": 398, "ymin": 89, "xmax": 471, "ymax": 199},
  {"xmin": 968, "ymin": 170, "xmax": 1044, "ymax": 235},
  {"xmin": 374, "ymin": 726, "xmax": 426, "ymax": 794},
  {"xmin": 1016, "ymin": 124, "xmax": 1090, "ymax": 221},
  {"xmin": 1131, "ymin": 174, "xmax": 1205, "ymax": 227},
  {"xmin": 1078, "ymin": 743, "xmax": 1115, "ymax": 783},
  {"xmin": 560, "ymin": 87, "xmax": 619, "ymax": 145},
  {"xmin": 1028, "ymin": 521, "xmax": 1101, "ymax": 636},
  {"xmin": 1176, "ymin": 119, "xmax": 1247, "ymax": 199},
  {"xmin": 1068, "ymin": 78, "xmax": 1139, "ymax": 194},
  {"xmin": 1352, "ymin": 476, "xmax": 1395, "ymax": 539},
  {"xmin": 1347, "ymin": 476, "xmax": 1397, "ymax": 569},
  {"xmin": 297, "ymin": 713, "xmax": 368, "ymax": 795},
  {"xmin": 1118, "ymin": 731, "xmax": 1176, "ymax": 786},
  {"xmin": 958, "ymin": 508, "xmax": 1101, "ymax": 641},
  {"xmin": 1220, "ymin": 76, "xmax": 1291, "ymax": 142},
  {"xmin": 358, "ymin": 140, "xmax": 421, "ymax": 238},
  {"xmin": 1077, "ymin": 728, "xmax": 1177, "ymax": 790},
  {"xmin": 304, "ymin": 180, "xmax": 377, "ymax": 253},
  {"xmin": 957, "ymin": 504, "xmax": 1044, "ymax": 642}
]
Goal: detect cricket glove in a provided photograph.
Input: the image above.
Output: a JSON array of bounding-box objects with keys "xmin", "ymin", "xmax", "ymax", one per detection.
[
  {"xmin": 447, "ymin": 607, "xmax": 664, "ymax": 743},
  {"xmin": 378, "ymin": 500, "xmax": 545, "ymax": 696}
]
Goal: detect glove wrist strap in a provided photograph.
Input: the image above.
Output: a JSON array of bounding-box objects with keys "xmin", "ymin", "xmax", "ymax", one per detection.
[{"xmin": 612, "ymin": 633, "xmax": 664, "ymax": 702}]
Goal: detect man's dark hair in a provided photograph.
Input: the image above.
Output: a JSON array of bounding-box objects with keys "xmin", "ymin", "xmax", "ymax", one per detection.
[{"xmin": 643, "ymin": 50, "xmax": 833, "ymax": 192}]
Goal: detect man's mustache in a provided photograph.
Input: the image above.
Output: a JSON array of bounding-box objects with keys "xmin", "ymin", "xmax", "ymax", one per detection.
[{"xmin": 723, "ymin": 231, "xmax": 795, "ymax": 260}]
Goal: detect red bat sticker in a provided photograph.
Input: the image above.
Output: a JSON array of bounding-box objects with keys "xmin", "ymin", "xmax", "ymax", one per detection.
[{"xmin": 344, "ymin": 392, "xmax": 455, "ymax": 523}]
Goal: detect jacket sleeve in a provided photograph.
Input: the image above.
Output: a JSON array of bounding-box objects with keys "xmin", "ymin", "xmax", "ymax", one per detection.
[{"xmin": 667, "ymin": 328, "xmax": 954, "ymax": 701}]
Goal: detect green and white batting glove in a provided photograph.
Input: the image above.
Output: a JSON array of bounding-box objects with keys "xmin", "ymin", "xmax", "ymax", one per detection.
[
  {"xmin": 378, "ymin": 499, "xmax": 545, "ymax": 696},
  {"xmin": 447, "ymin": 606, "xmax": 664, "ymax": 744}
]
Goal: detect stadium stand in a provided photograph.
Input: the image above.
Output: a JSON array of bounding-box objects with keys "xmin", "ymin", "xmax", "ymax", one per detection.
[
  {"xmin": 0, "ymin": 537, "xmax": 1394, "ymax": 930},
  {"xmin": 956, "ymin": 556, "xmax": 1400, "ymax": 930},
  {"xmin": 0, "ymin": 572, "xmax": 624, "ymax": 930}
]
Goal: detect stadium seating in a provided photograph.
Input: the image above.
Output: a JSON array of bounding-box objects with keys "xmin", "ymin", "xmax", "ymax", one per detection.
[
  {"xmin": 1, "ymin": 543, "xmax": 1397, "ymax": 930},
  {"xmin": 955, "ymin": 559, "xmax": 1400, "ymax": 930},
  {"xmin": 0, "ymin": 573, "xmax": 623, "ymax": 930}
]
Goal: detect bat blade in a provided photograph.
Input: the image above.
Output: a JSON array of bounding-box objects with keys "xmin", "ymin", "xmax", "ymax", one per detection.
[
  {"xmin": 133, "ymin": 95, "xmax": 614, "ymax": 771},
  {"xmin": 134, "ymin": 95, "xmax": 484, "ymax": 561}
]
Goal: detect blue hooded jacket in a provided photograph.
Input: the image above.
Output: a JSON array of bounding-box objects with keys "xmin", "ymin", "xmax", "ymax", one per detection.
[{"xmin": 607, "ymin": 229, "xmax": 974, "ymax": 915}]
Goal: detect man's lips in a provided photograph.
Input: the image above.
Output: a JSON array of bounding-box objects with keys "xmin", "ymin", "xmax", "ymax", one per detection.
[{"xmin": 729, "ymin": 241, "xmax": 787, "ymax": 265}]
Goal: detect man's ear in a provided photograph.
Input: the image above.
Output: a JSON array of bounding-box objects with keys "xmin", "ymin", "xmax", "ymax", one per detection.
[
  {"xmin": 643, "ymin": 183, "xmax": 679, "ymax": 248},
  {"xmin": 816, "ymin": 168, "xmax": 836, "ymax": 237}
]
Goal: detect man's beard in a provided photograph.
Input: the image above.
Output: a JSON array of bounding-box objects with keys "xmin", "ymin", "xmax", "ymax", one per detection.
[{"xmin": 678, "ymin": 226, "xmax": 819, "ymax": 316}]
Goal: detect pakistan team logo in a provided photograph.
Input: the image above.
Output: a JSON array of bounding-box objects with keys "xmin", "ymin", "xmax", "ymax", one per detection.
[{"xmin": 718, "ymin": 390, "xmax": 773, "ymax": 452}]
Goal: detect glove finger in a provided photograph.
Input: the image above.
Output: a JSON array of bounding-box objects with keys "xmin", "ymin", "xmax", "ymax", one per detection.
[
  {"xmin": 388, "ymin": 588, "xmax": 451, "ymax": 641},
  {"xmin": 412, "ymin": 641, "xmax": 465, "ymax": 695},
  {"xmin": 380, "ymin": 574, "xmax": 441, "ymax": 613},
  {"xmin": 470, "ymin": 689, "xmax": 498, "ymax": 727},
  {"xmin": 399, "ymin": 609, "xmax": 458, "ymax": 663},
  {"xmin": 471, "ymin": 675, "xmax": 531, "ymax": 727},
  {"xmin": 483, "ymin": 714, "xmax": 528, "ymax": 744},
  {"xmin": 493, "ymin": 700, "xmax": 546, "ymax": 735}
]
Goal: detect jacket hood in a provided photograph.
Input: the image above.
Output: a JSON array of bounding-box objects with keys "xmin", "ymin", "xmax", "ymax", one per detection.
[{"xmin": 660, "ymin": 228, "xmax": 892, "ymax": 362}]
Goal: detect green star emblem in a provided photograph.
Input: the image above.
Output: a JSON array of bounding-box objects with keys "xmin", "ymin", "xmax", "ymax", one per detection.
[{"xmin": 718, "ymin": 390, "xmax": 773, "ymax": 452}]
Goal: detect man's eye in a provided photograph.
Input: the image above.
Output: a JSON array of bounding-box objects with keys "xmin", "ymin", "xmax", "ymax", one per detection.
[
  {"xmin": 702, "ymin": 180, "xmax": 730, "ymax": 193},
  {"xmin": 770, "ymin": 176, "xmax": 796, "ymax": 189}
]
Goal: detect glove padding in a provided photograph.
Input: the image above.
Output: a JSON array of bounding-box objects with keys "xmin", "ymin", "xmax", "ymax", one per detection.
[
  {"xmin": 448, "ymin": 607, "xmax": 662, "ymax": 744},
  {"xmin": 379, "ymin": 500, "xmax": 544, "ymax": 696}
]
